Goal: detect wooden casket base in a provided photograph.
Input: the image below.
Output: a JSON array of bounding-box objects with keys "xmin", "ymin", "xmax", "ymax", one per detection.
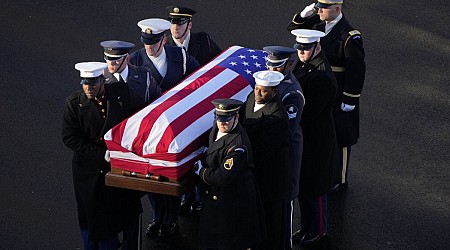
[{"xmin": 105, "ymin": 168, "xmax": 198, "ymax": 196}]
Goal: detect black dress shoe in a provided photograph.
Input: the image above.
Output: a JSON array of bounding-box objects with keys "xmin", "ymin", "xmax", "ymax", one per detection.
[
  {"xmin": 292, "ymin": 228, "xmax": 308, "ymax": 244},
  {"xmin": 329, "ymin": 182, "xmax": 348, "ymax": 194},
  {"xmin": 300, "ymin": 232, "xmax": 325, "ymax": 246},
  {"xmin": 145, "ymin": 221, "xmax": 161, "ymax": 237},
  {"xmin": 158, "ymin": 222, "xmax": 178, "ymax": 237}
]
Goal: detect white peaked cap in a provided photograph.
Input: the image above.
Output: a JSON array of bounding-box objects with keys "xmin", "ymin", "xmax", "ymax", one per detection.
[
  {"xmin": 291, "ymin": 29, "xmax": 326, "ymax": 43},
  {"xmin": 137, "ymin": 18, "xmax": 171, "ymax": 34},
  {"xmin": 75, "ymin": 62, "xmax": 107, "ymax": 78},
  {"xmin": 253, "ymin": 70, "xmax": 284, "ymax": 87}
]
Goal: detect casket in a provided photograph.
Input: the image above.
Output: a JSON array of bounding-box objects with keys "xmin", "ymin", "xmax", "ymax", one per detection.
[
  {"xmin": 104, "ymin": 46, "xmax": 266, "ymax": 195},
  {"xmin": 105, "ymin": 167, "xmax": 199, "ymax": 196}
]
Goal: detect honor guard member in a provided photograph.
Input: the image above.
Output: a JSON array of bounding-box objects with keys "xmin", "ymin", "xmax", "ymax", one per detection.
[
  {"xmin": 264, "ymin": 45, "xmax": 305, "ymax": 250},
  {"xmin": 290, "ymin": 29, "xmax": 338, "ymax": 246},
  {"xmin": 130, "ymin": 18, "xmax": 200, "ymax": 238},
  {"xmin": 62, "ymin": 62, "xmax": 145, "ymax": 249},
  {"xmin": 101, "ymin": 40, "xmax": 161, "ymax": 105},
  {"xmin": 240, "ymin": 70, "xmax": 291, "ymax": 250},
  {"xmin": 130, "ymin": 18, "xmax": 200, "ymax": 93},
  {"xmin": 194, "ymin": 98, "xmax": 266, "ymax": 250},
  {"xmin": 288, "ymin": 0, "xmax": 366, "ymax": 193},
  {"xmin": 166, "ymin": 5, "xmax": 222, "ymax": 215},
  {"xmin": 166, "ymin": 6, "xmax": 222, "ymax": 66}
]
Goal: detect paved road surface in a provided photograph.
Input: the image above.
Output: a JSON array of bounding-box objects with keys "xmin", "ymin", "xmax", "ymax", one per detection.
[{"xmin": 0, "ymin": 0, "xmax": 448, "ymax": 249}]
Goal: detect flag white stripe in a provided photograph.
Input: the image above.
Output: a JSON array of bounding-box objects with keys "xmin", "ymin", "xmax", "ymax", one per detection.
[
  {"xmin": 167, "ymin": 84, "xmax": 253, "ymax": 152},
  {"xmin": 111, "ymin": 146, "xmax": 205, "ymax": 167},
  {"xmin": 112, "ymin": 46, "xmax": 243, "ymax": 150},
  {"xmin": 143, "ymin": 68, "xmax": 240, "ymax": 154}
]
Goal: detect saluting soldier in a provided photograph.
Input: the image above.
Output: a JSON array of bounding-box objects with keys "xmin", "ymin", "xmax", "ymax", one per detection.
[
  {"xmin": 195, "ymin": 98, "xmax": 266, "ymax": 250},
  {"xmin": 240, "ymin": 70, "xmax": 291, "ymax": 250},
  {"xmin": 290, "ymin": 29, "xmax": 338, "ymax": 246},
  {"xmin": 101, "ymin": 40, "xmax": 161, "ymax": 105},
  {"xmin": 130, "ymin": 18, "xmax": 200, "ymax": 93},
  {"xmin": 264, "ymin": 45, "xmax": 305, "ymax": 250},
  {"xmin": 166, "ymin": 6, "xmax": 222, "ymax": 66},
  {"xmin": 62, "ymin": 62, "xmax": 145, "ymax": 249},
  {"xmin": 288, "ymin": 0, "xmax": 366, "ymax": 193}
]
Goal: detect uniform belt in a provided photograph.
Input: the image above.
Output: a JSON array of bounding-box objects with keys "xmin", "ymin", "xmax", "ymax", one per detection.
[{"xmin": 331, "ymin": 66, "xmax": 346, "ymax": 72}]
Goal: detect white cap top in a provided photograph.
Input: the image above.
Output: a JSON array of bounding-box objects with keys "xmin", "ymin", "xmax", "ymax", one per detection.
[
  {"xmin": 137, "ymin": 18, "xmax": 171, "ymax": 34},
  {"xmin": 74, "ymin": 62, "xmax": 107, "ymax": 78},
  {"xmin": 291, "ymin": 29, "xmax": 326, "ymax": 44},
  {"xmin": 253, "ymin": 70, "xmax": 284, "ymax": 87}
]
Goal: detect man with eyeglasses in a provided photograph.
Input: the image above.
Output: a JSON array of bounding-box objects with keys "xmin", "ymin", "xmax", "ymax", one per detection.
[
  {"xmin": 288, "ymin": 0, "xmax": 366, "ymax": 194},
  {"xmin": 290, "ymin": 29, "xmax": 338, "ymax": 246},
  {"xmin": 101, "ymin": 40, "xmax": 161, "ymax": 105},
  {"xmin": 130, "ymin": 18, "xmax": 200, "ymax": 93},
  {"xmin": 166, "ymin": 6, "xmax": 222, "ymax": 66},
  {"xmin": 62, "ymin": 62, "xmax": 145, "ymax": 249}
]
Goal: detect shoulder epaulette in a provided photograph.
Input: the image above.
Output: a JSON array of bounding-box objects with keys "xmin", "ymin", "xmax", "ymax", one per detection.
[{"xmin": 349, "ymin": 30, "xmax": 361, "ymax": 36}]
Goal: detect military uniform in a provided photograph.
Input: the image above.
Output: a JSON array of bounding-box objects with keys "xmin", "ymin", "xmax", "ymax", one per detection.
[
  {"xmin": 166, "ymin": 6, "xmax": 222, "ymax": 67},
  {"xmin": 290, "ymin": 28, "xmax": 339, "ymax": 245},
  {"xmin": 167, "ymin": 32, "xmax": 221, "ymax": 66},
  {"xmin": 129, "ymin": 18, "xmax": 201, "ymax": 237},
  {"xmin": 288, "ymin": 4, "xmax": 366, "ymax": 188},
  {"xmin": 197, "ymin": 99, "xmax": 266, "ymax": 249},
  {"xmin": 241, "ymin": 71, "xmax": 290, "ymax": 249},
  {"xmin": 101, "ymin": 40, "xmax": 161, "ymax": 105},
  {"xmin": 130, "ymin": 45, "xmax": 199, "ymax": 93},
  {"xmin": 62, "ymin": 62, "xmax": 144, "ymax": 244},
  {"xmin": 103, "ymin": 64, "xmax": 161, "ymax": 105}
]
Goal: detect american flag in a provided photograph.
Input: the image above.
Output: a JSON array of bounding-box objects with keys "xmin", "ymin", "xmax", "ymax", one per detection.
[{"xmin": 104, "ymin": 46, "xmax": 268, "ymax": 180}]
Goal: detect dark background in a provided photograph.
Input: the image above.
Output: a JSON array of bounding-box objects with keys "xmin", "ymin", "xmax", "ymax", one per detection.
[{"xmin": 0, "ymin": 0, "xmax": 449, "ymax": 249}]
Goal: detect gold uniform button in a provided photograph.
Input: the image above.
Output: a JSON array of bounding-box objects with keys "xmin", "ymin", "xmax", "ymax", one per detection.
[
  {"xmin": 212, "ymin": 195, "xmax": 218, "ymax": 201},
  {"xmin": 100, "ymin": 170, "xmax": 104, "ymax": 174},
  {"xmin": 205, "ymin": 190, "xmax": 209, "ymax": 195}
]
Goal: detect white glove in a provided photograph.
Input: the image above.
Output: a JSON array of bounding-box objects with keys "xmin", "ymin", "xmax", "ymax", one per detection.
[
  {"xmin": 104, "ymin": 150, "xmax": 110, "ymax": 162},
  {"xmin": 194, "ymin": 160, "xmax": 203, "ymax": 175},
  {"xmin": 341, "ymin": 103, "xmax": 355, "ymax": 112},
  {"xmin": 300, "ymin": 3, "xmax": 317, "ymax": 18}
]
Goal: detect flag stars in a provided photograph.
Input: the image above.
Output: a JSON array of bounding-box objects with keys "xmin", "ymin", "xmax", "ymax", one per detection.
[
  {"xmin": 254, "ymin": 62, "xmax": 261, "ymax": 68},
  {"xmin": 245, "ymin": 69, "xmax": 252, "ymax": 74},
  {"xmin": 238, "ymin": 55, "xmax": 246, "ymax": 59},
  {"xmin": 242, "ymin": 61, "xmax": 249, "ymax": 66},
  {"xmin": 229, "ymin": 61, "xmax": 237, "ymax": 66},
  {"xmin": 251, "ymin": 55, "xmax": 258, "ymax": 60},
  {"xmin": 247, "ymin": 49, "xmax": 255, "ymax": 52}
]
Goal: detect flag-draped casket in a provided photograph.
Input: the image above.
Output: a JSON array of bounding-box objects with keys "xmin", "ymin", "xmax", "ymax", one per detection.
[{"xmin": 104, "ymin": 46, "xmax": 267, "ymax": 188}]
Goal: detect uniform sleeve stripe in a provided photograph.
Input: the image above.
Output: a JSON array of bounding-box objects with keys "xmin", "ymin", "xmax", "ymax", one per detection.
[{"xmin": 343, "ymin": 92, "xmax": 361, "ymax": 98}]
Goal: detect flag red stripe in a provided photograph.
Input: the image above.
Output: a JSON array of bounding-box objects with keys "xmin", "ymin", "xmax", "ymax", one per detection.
[
  {"xmin": 131, "ymin": 66, "xmax": 227, "ymax": 155},
  {"xmin": 156, "ymin": 72, "xmax": 248, "ymax": 153}
]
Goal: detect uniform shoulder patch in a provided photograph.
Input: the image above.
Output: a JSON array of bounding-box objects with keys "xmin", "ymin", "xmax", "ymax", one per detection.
[
  {"xmin": 285, "ymin": 104, "xmax": 298, "ymax": 120},
  {"xmin": 224, "ymin": 158, "xmax": 234, "ymax": 170},
  {"xmin": 349, "ymin": 30, "xmax": 361, "ymax": 36}
]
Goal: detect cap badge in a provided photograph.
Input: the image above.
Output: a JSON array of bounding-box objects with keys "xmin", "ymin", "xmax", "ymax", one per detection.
[
  {"xmin": 219, "ymin": 104, "xmax": 225, "ymax": 109},
  {"xmin": 145, "ymin": 28, "xmax": 152, "ymax": 34},
  {"xmin": 174, "ymin": 7, "xmax": 179, "ymax": 13},
  {"xmin": 224, "ymin": 158, "xmax": 234, "ymax": 170},
  {"xmin": 107, "ymin": 47, "xmax": 112, "ymax": 51}
]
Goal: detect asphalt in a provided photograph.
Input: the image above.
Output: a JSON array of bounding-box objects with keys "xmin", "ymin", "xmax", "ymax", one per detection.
[{"xmin": 0, "ymin": 0, "xmax": 449, "ymax": 249}]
